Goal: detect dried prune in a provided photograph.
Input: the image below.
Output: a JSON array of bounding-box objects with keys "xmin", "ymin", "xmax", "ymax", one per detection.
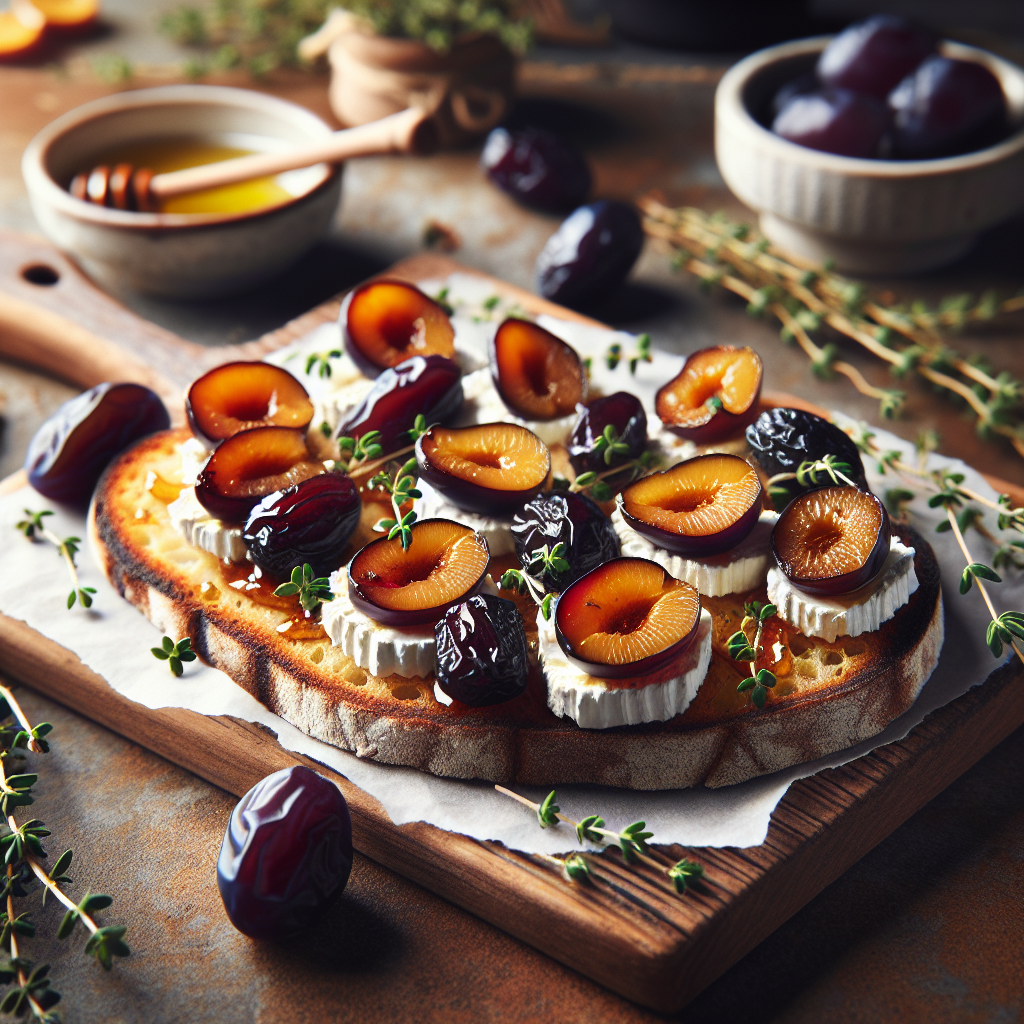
[
  {"xmin": 217, "ymin": 765, "xmax": 352, "ymax": 940},
  {"xmin": 511, "ymin": 491, "xmax": 620, "ymax": 594},
  {"xmin": 25, "ymin": 382, "xmax": 169, "ymax": 504},
  {"xmin": 434, "ymin": 594, "xmax": 529, "ymax": 706},
  {"xmin": 481, "ymin": 126, "xmax": 592, "ymax": 213},
  {"xmin": 569, "ymin": 391, "xmax": 647, "ymax": 473}
]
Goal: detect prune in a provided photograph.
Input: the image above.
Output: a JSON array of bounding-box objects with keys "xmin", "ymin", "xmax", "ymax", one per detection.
[
  {"xmin": 888, "ymin": 56, "xmax": 1007, "ymax": 159},
  {"xmin": 535, "ymin": 200, "xmax": 644, "ymax": 310},
  {"xmin": 337, "ymin": 355, "xmax": 463, "ymax": 453},
  {"xmin": 745, "ymin": 407, "xmax": 867, "ymax": 507},
  {"xmin": 569, "ymin": 392, "xmax": 647, "ymax": 473},
  {"xmin": 25, "ymin": 382, "xmax": 169, "ymax": 504},
  {"xmin": 817, "ymin": 15, "xmax": 937, "ymax": 99},
  {"xmin": 772, "ymin": 89, "xmax": 890, "ymax": 158},
  {"xmin": 434, "ymin": 594, "xmax": 529, "ymax": 706},
  {"xmin": 511, "ymin": 491, "xmax": 620, "ymax": 594},
  {"xmin": 244, "ymin": 473, "xmax": 361, "ymax": 580},
  {"xmin": 217, "ymin": 765, "xmax": 352, "ymax": 940},
  {"xmin": 481, "ymin": 126, "xmax": 592, "ymax": 213}
]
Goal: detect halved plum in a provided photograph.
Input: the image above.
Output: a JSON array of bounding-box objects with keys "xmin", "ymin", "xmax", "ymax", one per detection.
[
  {"xmin": 195, "ymin": 426, "xmax": 323, "ymax": 522},
  {"xmin": 569, "ymin": 391, "xmax": 647, "ymax": 473},
  {"xmin": 490, "ymin": 318, "xmax": 586, "ymax": 421},
  {"xmin": 337, "ymin": 355, "xmax": 463, "ymax": 453},
  {"xmin": 187, "ymin": 362, "xmax": 314, "ymax": 449},
  {"xmin": 416, "ymin": 423, "xmax": 550, "ymax": 515},
  {"xmin": 555, "ymin": 557, "xmax": 701, "ymax": 678},
  {"xmin": 347, "ymin": 519, "xmax": 490, "ymax": 627},
  {"xmin": 656, "ymin": 346, "xmax": 762, "ymax": 443},
  {"xmin": 773, "ymin": 486, "xmax": 891, "ymax": 596},
  {"xmin": 345, "ymin": 280, "xmax": 455, "ymax": 373},
  {"xmin": 619, "ymin": 454, "xmax": 763, "ymax": 557}
]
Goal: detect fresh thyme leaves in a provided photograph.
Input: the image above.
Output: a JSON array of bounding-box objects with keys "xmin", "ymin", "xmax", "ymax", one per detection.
[
  {"xmin": 273, "ymin": 565, "xmax": 333, "ymax": 614},
  {"xmin": 149, "ymin": 637, "xmax": 197, "ymax": 678},
  {"xmin": 0, "ymin": 682, "xmax": 129, "ymax": 1020},
  {"xmin": 495, "ymin": 786, "xmax": 706, "ymax": 896},
  {"xmin": 16, "ymin": 511, "xmax": 95, "ymax": 612},
  {"xmin": 590, "ymin": 424, "xmax": 634, "ymax": 467},
  {"xmin": 304, "ymin": 349, "xmax": 343, "ymax": 379},
  {"xmin": 337, "ymin": 418, "xmax": 433, "ymax": 482},
  {"xmin": 727, "ymin": 601, "xmax": 778, "ymax": 709},
  {"xmin": 432, "ymin": 287, "xmax": 454, "ymax": 316},
  {"xmin": 569, "ymin": 450, "xmax": 660, "ymax": 503},
  {"xmin": 497, "ymin": 544, "xmax": 568, "ymax": 620},
  {"xmin": 605, "ymin": 333, "xmax": 652, "ymax": 375},
  {"xmin": 765, "ymin": 456, "xmax": 857, "ymax": 502},
  {"xmin": 371, "ymin": 458, "xmax": 421, "ymax": 551}
]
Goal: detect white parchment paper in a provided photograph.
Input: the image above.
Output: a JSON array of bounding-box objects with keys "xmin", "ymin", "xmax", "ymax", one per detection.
[{"xmin": 1, "ymin": 274, "xmax": 1020, "ymax": 853}]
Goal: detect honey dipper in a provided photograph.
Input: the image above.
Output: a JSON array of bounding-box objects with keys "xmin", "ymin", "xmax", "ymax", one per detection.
[{"xmin": 69, "ymin": 107, "xmax": 437, "ymax": 212}]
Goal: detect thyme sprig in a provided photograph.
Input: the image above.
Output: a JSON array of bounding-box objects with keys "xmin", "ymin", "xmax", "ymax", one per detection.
[
  {"xmin": 149, "ymin": 637, "xmax": 197, "ymax": 677},
  {"xmin": 338, "ymin": 415, "xmax": 432, "ymax": 482},
  {"xmin": 563, "ymin": 449, "xmax": 661, "ymax": 503},
  {"xmin": 371, "ymin": 458, "xmax": 421, "ymax": 551},
  {"xmin": 726, "ymin": 601, "xmax": 778, "ymax": 709},
  {"xmin": 15, "ymin": 512, "xmax": 95, "ymax": 612},
  {"xmin": 497, "ymin": 786, "xmax": 706, "ymax": 895},
  {"xmin": 605, "ymin": 333, "xmax": 652, "ymax": 375},
  {"xmin": 498, "ymin": 544, "xmax": 568, "ymax": 621},
  {"xmin": 765, "ymin": 455, "xmax": 857, "ymax": 503},
  {"xmin": 304, "ymin": 348, "xmax": 343, "ymax": 379},
  {"xmin": 273, "ymin": 565, "xmax": 332, "ymax": 615}
]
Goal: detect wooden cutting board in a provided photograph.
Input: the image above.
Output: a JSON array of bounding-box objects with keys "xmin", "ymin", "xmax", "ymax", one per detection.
[{"xmin": 1, "ymin": 229, "xmax": 1022, "ymax": 1014}]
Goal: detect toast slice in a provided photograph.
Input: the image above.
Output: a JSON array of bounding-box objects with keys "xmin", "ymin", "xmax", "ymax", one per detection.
[{"xmin": 90, "ymin": 428, "xmax": 943, "ymax": 790}]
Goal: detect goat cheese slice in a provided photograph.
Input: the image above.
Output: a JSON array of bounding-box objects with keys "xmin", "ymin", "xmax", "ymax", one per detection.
[
  {"xmin": 180, "ymin": 437, "xmax": 211, "ymax": 486},
  {"xmin": 767, "ymin": 536, "xmax": 918, "ymax": 643},
  {"xmin": 167, "ymin": 486, "xmax": 248, "ymax": 563},
  {"xmin": 612, "ymin": 505, "xmax": 779, "ymax": 597},
  {"xmin": 415, "ymin": 480, "xmax": 516, "ymax": 556},
  {"xmin": 538, "ymin": 607, "xmax": 712, "ymax": 729}
]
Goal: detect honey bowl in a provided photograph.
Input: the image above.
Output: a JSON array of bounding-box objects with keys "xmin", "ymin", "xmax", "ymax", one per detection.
[{"xmin": 22, "ymin": 85, "xmax": 343, "ymax": 299}]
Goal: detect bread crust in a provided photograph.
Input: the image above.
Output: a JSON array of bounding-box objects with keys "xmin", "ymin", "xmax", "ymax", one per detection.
[{"xmin": 89, "ymin": 429, "xmax": 944, "ymax": 789}]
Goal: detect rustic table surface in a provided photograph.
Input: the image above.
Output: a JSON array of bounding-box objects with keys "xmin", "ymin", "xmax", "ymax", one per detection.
[{"xmin": 0, "ymin": 4, "xmax": 1021, "ymax": 1021}]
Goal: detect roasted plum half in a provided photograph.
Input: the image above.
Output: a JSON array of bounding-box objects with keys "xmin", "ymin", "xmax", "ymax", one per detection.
[
  {"xmin": 243, "ymin": 473, "xmax": 361, "ymax": 580},
  {"xmin": 555, "ymin": 557, "xmax": 702, "ymax": 678},
  {"xmin": 511, "ymin": 491, "xmax": 619, "ymax": 593},
  {"xmin": 25, "ymin": 382, "xmax": 169, "ymax": 504},
  {"xmin": 434, "ymin": 594, "xmax": 529, "ymax": 706},
  {"xmin": 186, "ymin": 362, "xmax": 314, "ymax": 448},
  {"xmin": 337, "ymin": 355, "xmax": 463, "ymax": 453},
  {"xmin": 773, "ymin": 486, "xmax": 891, "ymax": 596},
  {"xmin": 195, "ymin": 426, "xmax": 323, "ymax": 522},
  {"xmin": 490, "ymin": 318, "xmax": 586, "ymax": 421},
  {"xmin": 619, "ymin": 454, "xmax": 763, "ymax": 557},
  {"xmin": 416, "ymin": 423, "xmax": 550, "ymax": 515},
  {"xmin": 348, "ymin": 519, "xmax": 490, "ymax": 627},
  {"xmin": 569, "ymin": 391, "xmax": 647, "ymax": 473},
  {"xmin": 656, "ymin": 346, "xmax": 762, "ymax": 443},
  {"xmin": 345, "ymin": 280, "xmax": 455, "ymax": 373}
]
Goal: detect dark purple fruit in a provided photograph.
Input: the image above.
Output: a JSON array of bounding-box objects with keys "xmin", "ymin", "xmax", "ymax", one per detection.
[
  {"xmin": 888, "ymin": 56, "xmax": 1007, "ymax": 160},
  {"xmin": 770, "ymin": 73, "xmax": 818, "ymax": 119},
  {"xmin": 336, "ymin": 355, "xmax": 463, "ymax": 453},
  {"xmin": 772, "ymin": 88, "xmax": 890, "ymax": 158},
  {"xmin": 481, "ymin": 126, "xmax": 592, "ymax": 213},
  {"xmin": 217, "ymin": 765, "xmax": 352, "ymax": 940},
  {"xmin": 569, "ymin": 391, "xmax": 647, "ymax": 474},
  {"xmin": 243, "ymin": 473, "xmax": 361, "ymax": 581},
  {"xmin": 817, "ymin": 15, "xmax": 937, "ymax": 99},
  {"xmin": 535, "ymin": 200, "xmax": 644, "ymax": 310},
  {"xmin": 511, "ymin": 491, "xmax": 620, "ymax": 594},
  {"xmin": 25, "ymin": 382, "xmax": 169, "ymax": 504},
  {"xmin": 434, "ymin": 594, "xmax": 529, "ymax": 706},
  {"xmin": 746, "ymin": 407, "xmax": 867, "ymax": 507}
]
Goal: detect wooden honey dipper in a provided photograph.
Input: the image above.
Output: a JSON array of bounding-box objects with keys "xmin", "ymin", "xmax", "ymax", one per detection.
[{"xmin": 69, "ymin": 107, "xmax": 437, "ymax": 212}]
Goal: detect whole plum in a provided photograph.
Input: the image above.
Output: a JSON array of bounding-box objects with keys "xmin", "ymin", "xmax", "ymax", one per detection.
[
  {"xmin": 481, "ymin": 126, "xmax": 592, "ymax": 213},
  {"xmin": 535, "ymin": 200, "xmax": 644, "ymax": 310},
  {"xmin": 25, "ymin": 382, "xmax": 169, "ymax": 504},
  {"xmin": 772, "ymin": 89, "xmax": 890, "ymax": 158},
  {"xmin": 217, "ymin": 765, "xmax": 352, "ymax": 940}
]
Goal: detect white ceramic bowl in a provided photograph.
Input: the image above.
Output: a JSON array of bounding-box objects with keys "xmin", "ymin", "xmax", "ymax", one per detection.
[
  {"xmin": 22, "ymin": 85, "xmax": 342, "ymax": 298},
  {"xmin": 715, "ymin": 38, "xmax": 1024, "ymax": 274}
]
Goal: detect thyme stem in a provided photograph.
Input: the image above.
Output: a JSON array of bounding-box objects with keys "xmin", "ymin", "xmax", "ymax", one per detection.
[{"xmin": 0, "ymin": 688, "xmax": 43, "ymax": 755}]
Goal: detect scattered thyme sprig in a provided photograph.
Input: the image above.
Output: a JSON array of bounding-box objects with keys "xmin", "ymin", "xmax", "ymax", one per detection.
[
  {"xmin": 498, "ymin": 544, "xmax": 567, "ymax": 621},
  {"xmin": 371, "ymin": 458, "xmax": 421, "ymax": 551},
  {"xmin": 557, "ymin": 448, "xmax": 661, "ymax": 503},
  {"xmin": 149, "ymin": 637, "xmax": 197, "ymax": 677},
  {"xmin": 273, "ymin": 564, "xmax": 333, "ymax": 615},
  {"xmin": 605, "ymin": 333, "xmax": 652, "ymax": 375},
  {"xmin": 765, "ymin": 455, "xmax": 857, "ymax": 503},
  {"xmin": 0, "ymin": 682, "xmax": 129, "ymax": 1021},
  {"xmin": 726, "ymin": 601, "xmax": 778, "ymax": 709},
  {"xmin": 496, "ymin": 786, "xmax": 706, "ymax": 896},
  {"xmin": 304, "ymin": 348, "xmax": 343, "ymax": 379},
  {"xmin": 338, "ymin": 415, "xmax": 433, "ymax": 482},
  {"xmin": 15, "ymin": 512, "xmax": 95, "ymax": 612}
]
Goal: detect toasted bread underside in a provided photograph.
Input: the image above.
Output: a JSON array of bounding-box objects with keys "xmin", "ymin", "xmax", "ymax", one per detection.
[{"xmin": 89, "ymin": 430, "xmax": 944, "ymax": 790}]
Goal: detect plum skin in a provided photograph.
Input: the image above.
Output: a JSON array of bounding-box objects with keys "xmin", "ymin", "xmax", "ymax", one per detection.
[
  {"xmin": 569, "ymin": 392, "xmax": 647, "ymax": 474},
  {"xmin": 481, "ymin": 126, "xmax": 592, "ymax": 213},
  {"xmin": 25, "ymin": 382, "xmax": 169, "ymax": 504},
  {"xmin": 216, "ymin": 765, "xmax": 352, "ymax": 940},
  {"xmin": 772, "ymin": 89, "xmax": 890, "ymax": 159}
]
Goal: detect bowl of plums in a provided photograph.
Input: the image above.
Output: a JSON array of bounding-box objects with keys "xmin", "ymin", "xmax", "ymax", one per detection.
[{"xmin": 715, "ymin": 15, "xmax": 1024, "ymax": 274}]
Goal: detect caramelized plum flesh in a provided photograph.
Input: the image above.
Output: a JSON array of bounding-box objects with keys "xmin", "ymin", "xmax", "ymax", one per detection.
[
  {"xmin": 773, "ymin": 486, "xmax": 891, "ymax": 596},
  {"xmin": 620, "ymin": 454, "xmax": 763, "ymax": 557},
  {"xmin": 656, "ymin": 346, "xmax": 762, "ymax": 442},
  {"xmin": 345, "ymin": 280, "xmax": 455, "ymax": 372},
  {"xmin": 491, "ymin": 319, "xmax": 586, "ymax": 421},
  {"xmin": 187, "ymin": 362, "xmax": 313, "ymax": 448},
  {"xmin": 555, "ymin": 557, "xmax": 701, "ymax": 678},
  {"xmin": 195, "ymin": 426, "xmax": 323, "ymax": 522},
  {"xmin": 348, "ymin": 519, "xmax": 490, "ymax": 627},
  {"xmin": 416, "ymin": 423, "xmax": 550, "ymax": 514}
]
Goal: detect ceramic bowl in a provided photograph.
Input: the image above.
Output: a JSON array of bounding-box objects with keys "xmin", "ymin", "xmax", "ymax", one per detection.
[
  {"xmin": 22, "ymin": 85, "xmax": 342, "ymax": 299},
  {"xmin": 715, "ymin": 37, "xmax": 1024, "ymax": 274}
]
